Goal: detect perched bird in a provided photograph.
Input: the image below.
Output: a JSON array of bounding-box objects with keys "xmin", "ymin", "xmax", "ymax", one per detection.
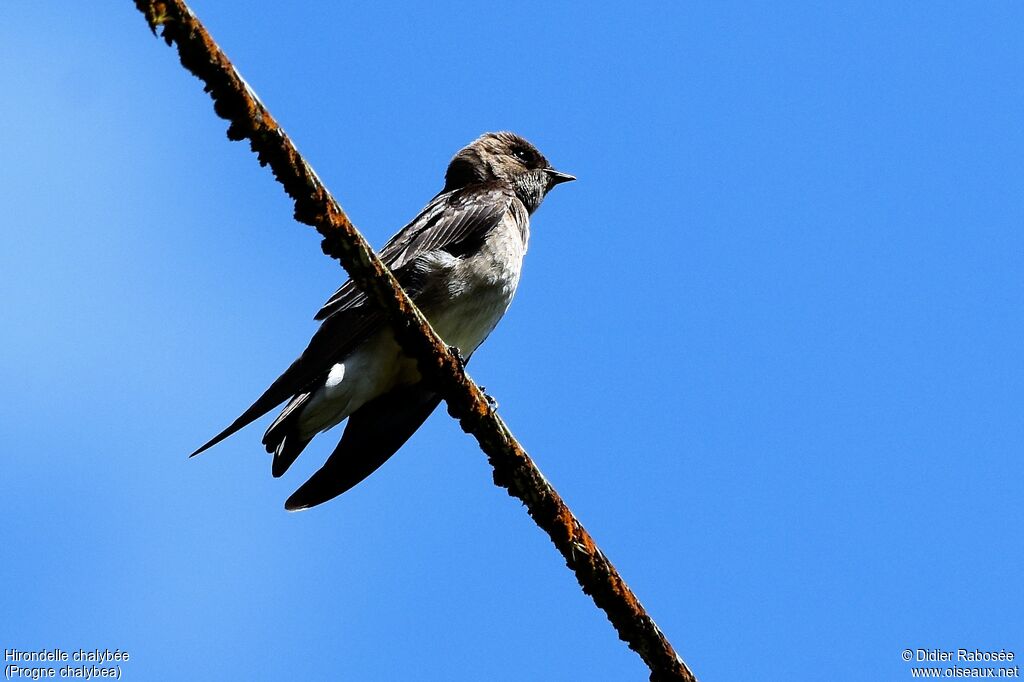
[{"xmin": 191, "ymin": 132, "xmax": 574, "ymax": 510}]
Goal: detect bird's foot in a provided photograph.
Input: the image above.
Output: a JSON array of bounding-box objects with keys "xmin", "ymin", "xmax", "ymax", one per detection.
[
  {"xmin": 447, "ymin": 345, "xmax": 467, "ymax": 370},
  {"xmin": 482, "ymin": 390, "xmax": 499, "ymax": 410},
  {"xmin": 477, "ymin": 385, "xmax": 499, "ymax": 409}
]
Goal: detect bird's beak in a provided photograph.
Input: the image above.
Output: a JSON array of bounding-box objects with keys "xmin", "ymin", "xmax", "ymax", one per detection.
[{"xmin": 545, "ymin": 168, "xmax": 576, "ymax": 188}]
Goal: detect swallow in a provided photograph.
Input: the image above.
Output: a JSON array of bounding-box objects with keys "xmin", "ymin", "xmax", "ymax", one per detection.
[{"xmin": 191, "ymin": 132, "xmax": 574, "ymax": 509}]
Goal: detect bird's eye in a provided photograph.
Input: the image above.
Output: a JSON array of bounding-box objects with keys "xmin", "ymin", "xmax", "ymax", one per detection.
[{"xmin": 513, "ymin": 148, "xmax": 531, "ymax": 162}]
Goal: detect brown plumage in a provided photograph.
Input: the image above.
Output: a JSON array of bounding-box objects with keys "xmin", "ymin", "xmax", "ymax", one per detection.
[{"xmin": 191, "ymin": 132, "xmax": 574, "ymax": 510}]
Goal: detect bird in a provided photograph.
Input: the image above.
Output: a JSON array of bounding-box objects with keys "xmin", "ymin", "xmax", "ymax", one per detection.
[{"xmin": 191, "ymin": 132, "xmax": 575, "ymax": 510}]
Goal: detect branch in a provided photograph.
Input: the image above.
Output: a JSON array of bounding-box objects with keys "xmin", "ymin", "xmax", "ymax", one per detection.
[{"xmin": 133, "ymin": 2, "xmax": 697, "ymax": 680}]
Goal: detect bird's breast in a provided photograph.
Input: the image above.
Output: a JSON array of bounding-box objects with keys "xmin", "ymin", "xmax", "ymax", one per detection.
[{"xmin": 423, "ymin": 216, "xmax": 527, "ymax": 356}]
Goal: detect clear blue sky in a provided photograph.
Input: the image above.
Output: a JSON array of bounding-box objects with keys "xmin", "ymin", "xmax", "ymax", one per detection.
[{"xmin": 2, "ymin": 2, "xmax": 1021, "ymax": 680}]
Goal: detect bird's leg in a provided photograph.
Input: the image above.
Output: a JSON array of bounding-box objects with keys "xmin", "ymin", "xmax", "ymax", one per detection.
[{"xmin": 446, "ymin": 346, "xmax": 497, "ymax": 409}]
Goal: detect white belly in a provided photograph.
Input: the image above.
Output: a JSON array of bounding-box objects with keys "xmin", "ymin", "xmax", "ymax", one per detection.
[
  {"xmin": 297, "ymin": 220, "xmax": 527, "ymax": 438},
  {"xmin": 430, "ymin": 254, "xmax": 522, "ymax": 352}
]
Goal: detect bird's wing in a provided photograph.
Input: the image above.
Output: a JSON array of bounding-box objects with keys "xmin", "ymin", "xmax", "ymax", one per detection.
[
  {"xmin": 284, "ymin": 383, "xmax": 443, "ymax": 510},
  {"xmin": 191, "ymin": 184, "xmax": 514, "ymax": 458},
  {"xmin": 313, "ymin": 183, "xmax": 515, "ymax": 320},
  {"xmin": 189, "ymin": 305, "xmax": 380, "ymax": 457}
]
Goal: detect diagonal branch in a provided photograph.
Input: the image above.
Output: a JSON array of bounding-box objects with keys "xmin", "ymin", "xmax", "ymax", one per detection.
[{"xmin": 133, "ymin": 2, "xmax": 697, "ymax": 680}]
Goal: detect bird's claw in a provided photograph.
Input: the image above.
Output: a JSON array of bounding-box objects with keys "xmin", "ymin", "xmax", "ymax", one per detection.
[{"xmin": 480, "ymin": 389, "xmax": 499, "ymax": 410}]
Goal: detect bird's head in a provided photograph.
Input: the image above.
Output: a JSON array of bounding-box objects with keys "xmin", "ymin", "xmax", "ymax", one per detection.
[{"xmin": 443, "ymin": 132, "xmax": 575, "ymax": 213}]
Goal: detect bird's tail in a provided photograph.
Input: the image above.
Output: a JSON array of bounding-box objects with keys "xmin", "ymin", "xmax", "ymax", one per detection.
[{"xmin": 263, "ymin": 392, "xmax": 313, "ymax": 477}]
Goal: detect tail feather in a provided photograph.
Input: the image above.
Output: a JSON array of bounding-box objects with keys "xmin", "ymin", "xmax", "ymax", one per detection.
[
  {"xmin": 271, "ymin": 433, "xmax": 313, "ymax": 478},
  {"xmin": 264, "ymin": 392, "xmax": 314, "ymax": 477}
]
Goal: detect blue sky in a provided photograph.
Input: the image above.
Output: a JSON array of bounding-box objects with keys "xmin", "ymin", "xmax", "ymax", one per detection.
[{"xmin": 2, "ymin": 2, "xmax": 1021, "ymax": 680}]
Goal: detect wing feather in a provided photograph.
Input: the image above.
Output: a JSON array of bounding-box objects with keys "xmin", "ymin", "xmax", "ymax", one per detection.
[
  {"xmin": 284, "ymin": 384, "xmax": 442, "ymax": 510},
  {"xmin": 192, "ymin": 183, "xmax": 513, "ymax": 459},
  {"xmin": 313, "ymin": 184, "xmax": 514, "ymax": 320}
]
